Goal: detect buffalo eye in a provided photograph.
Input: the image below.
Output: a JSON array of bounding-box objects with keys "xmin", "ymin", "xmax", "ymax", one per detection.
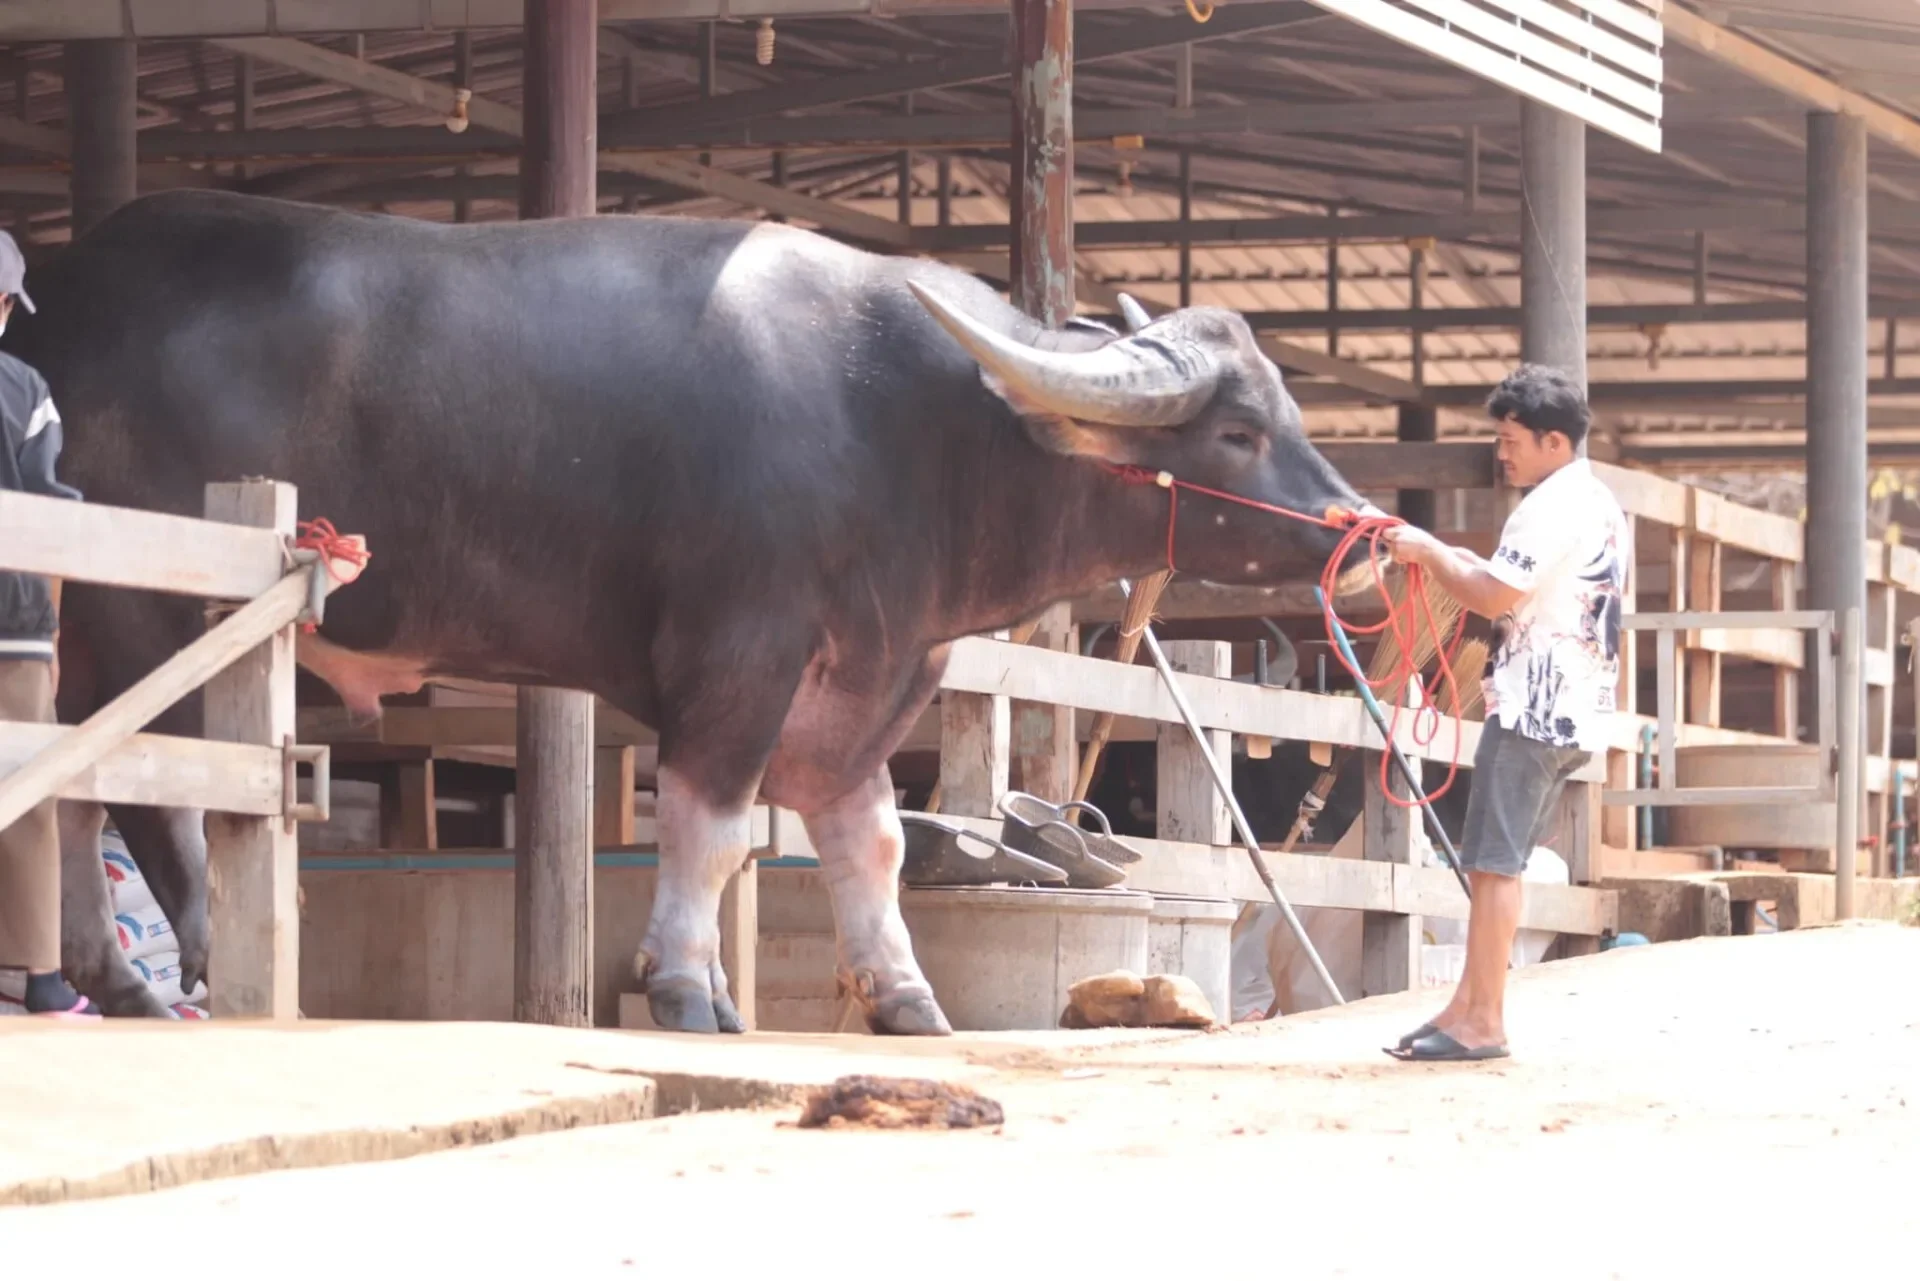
[{"xmin": 1218, "ymin": 427, "xmax": 1258, "ymax": 452}]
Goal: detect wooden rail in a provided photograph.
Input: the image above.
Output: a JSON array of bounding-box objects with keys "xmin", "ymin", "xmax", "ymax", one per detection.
[{"xmin": 0, "ymin": 482, "xmax": 354, "ymax": 1018}]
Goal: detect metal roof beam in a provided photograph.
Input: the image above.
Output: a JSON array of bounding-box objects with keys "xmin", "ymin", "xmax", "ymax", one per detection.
[
  {"xmin": 1288, "ymin": 376, "xmax": 1920, "ymax": 408},
  {"xmin": 0, "ymin": 0, "xmax": 1289, "ymax": 40},
  {"xmin": 179, "ymin": 34, "xmax": 915, "ymax": 250},
  {"xmin": 1225, "ymin": 301, "xmax": 1920, "ymax": 332}
]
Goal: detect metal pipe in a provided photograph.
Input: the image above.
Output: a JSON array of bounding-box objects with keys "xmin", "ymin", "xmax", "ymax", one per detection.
[
  {"xmin": 1892, "ymin": 766, "xmax": 1907, "ymax": 879},
  {"xmin": 1837, "ymin": 604, "xmax": 1863, "ymax": 918},
  {"xmin": 1121, "ymin": 578, "xmax": 1345, "ymax": 1008},
  {"xmin": 1639, "ymin": 721, "xmax": 1656, "ymax": 850}
]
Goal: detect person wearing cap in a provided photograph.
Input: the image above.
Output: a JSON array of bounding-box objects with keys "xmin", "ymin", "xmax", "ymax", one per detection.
[{"xmin": 0, "ymin": 228, "xmax": 97, "ymax": 1017}]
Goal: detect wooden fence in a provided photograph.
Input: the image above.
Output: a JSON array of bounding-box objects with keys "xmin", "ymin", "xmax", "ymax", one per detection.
[{"xmin": 0, "ymin": 481, "xmax": 345, "ymax": 1017}]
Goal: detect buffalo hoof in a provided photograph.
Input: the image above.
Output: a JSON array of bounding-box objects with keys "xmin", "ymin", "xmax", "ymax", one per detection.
[
  {"xmin": 843, "ymin": 969, "xmax": 953, "ymax": 1037},
  {"xmin": 635, "ymin": 952, "xmax": 745, "ymax": 1035}
]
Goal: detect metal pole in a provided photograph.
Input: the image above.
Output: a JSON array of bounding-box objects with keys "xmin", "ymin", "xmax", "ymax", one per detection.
[
  {"xmin": 63, "ymin": 39, "xmax": 137, "ymax": 238},
  {"xmin": 515, "ymin": 0, "xmax": 597, "ymax": 1028},
  {"xmin": 1520, "ymin": 101, "xmax": 1587, "ymax": 392},
  {"xmin": 1122, "ymin": 580, "xmax": 1345, "ymax": 1008},
  {"xmin": 1395, "ymin": 402, "xmax": 1437, "ymax": 530},
  {"xmin": 1837, "ymin": 604, "xmax": 1862, "ymax": 918},
  {"xmin": 1806, "ymin": 112, "xmax": 1868, "ymax": 658}
]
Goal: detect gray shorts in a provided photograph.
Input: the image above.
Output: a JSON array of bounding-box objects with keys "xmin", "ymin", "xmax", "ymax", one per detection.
[{"xmin": 1459, "ymin": 722, "xmax": 1591, "ymax": 878}]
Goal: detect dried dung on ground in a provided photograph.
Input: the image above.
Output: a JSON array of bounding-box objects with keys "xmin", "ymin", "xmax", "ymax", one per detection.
[{"xmin": 796, "ymin": 1075, "xmax": 1004, "ymax": 1131}]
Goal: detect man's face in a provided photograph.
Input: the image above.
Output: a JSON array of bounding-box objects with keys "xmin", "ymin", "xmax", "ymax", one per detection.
[{"xmin": 1494, "ymin": 416, "xmax": 1568, "ymax": 489}]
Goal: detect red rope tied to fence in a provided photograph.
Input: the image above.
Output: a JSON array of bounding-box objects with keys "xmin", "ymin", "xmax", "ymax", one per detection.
[
  {"xmin": 291, "ymin": 518, "xmax": 371, "ymax": 634},
  {"xmin": 1101, "ymin": 462, "xmax": 1469, "ymax": 807}
]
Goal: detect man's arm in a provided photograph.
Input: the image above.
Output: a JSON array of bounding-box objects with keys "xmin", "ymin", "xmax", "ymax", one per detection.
[{"xmin": 1383, "ymin": 528, "xmax": 1524, "ymax": 620}]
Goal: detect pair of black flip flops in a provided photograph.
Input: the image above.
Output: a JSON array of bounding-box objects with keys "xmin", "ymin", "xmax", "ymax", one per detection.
[{"xmin": 1384, "ymin": 1021, "xmax": 1510, "ymax": 1062}]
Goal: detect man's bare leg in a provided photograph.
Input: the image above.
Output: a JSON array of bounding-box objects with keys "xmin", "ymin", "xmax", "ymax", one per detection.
[{"xmin": 1436, "ymin": 871, "xmax": 1523, "ymax": 1050}]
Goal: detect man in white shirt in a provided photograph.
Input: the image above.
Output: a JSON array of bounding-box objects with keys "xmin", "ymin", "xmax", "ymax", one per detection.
[{"xmin": 1379, "ymin": 364, "xmax": 1627, "ymax": 1061}]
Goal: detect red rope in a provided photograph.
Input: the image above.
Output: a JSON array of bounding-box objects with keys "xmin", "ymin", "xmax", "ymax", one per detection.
[
  {"xmin": 291, "ymin": 518, "xmax": 372, "ymax": 635},
  {"xmin": 1103, "ymin": 464, "xmax": 1467, "ymax": 807}
]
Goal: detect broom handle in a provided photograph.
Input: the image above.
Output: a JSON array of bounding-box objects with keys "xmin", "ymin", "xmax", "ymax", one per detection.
[{"xmin": 1072, "ymin": 570, "xmax": 1171, "ymax": 802}]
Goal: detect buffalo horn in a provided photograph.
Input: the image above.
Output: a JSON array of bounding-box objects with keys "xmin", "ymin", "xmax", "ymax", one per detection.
[
  {"xmin": 908, "ymin": 280, "xmax": 1217, "ymax": 429},
  {"xmin": 1115, "ymin": 292, "xmax": 1154, "ymax": 334}
]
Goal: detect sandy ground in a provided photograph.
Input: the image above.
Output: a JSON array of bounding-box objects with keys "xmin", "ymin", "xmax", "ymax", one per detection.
[{"xmin": 5, "ymin": 923, "xmax": 1920, "ymax": 1279}]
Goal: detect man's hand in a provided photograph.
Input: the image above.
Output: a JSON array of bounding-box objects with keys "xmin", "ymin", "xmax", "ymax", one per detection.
[{"xmin": 1383, "ymin": 525, "xmax": 1443, "ymax": 567}]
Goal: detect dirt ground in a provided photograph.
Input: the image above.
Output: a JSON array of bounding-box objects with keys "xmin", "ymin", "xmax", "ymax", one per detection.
[{"xmin": 5, "ymin": 923, "xmax": 1919, "ymax": 1279}]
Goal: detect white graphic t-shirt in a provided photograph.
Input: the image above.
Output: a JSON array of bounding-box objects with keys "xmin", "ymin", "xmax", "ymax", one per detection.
[{"xmin": 1482, "ymin": 458, "xmax": 1629, "ymax": 754}]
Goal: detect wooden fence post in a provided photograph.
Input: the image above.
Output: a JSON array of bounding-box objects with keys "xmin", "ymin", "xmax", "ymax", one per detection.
[
  {"xmin": 720, "ymin": 854, "xmax": 758, "ymax": 1031},
  {"xmin": 202, "ymin": 480, "xmax": 300, "ymax": 1019},
  {"xmin": 938, "ymin": 629, "xmax": 1010, "ymax": 817},
  {"xmin": 1012, "ymin": 603, "xmax": 1077, "ymax": 801},
  {"xmin": 1156, "ymin": 641, "xmax": 1232, "ymax": 845},
  {"xmin": 1361, "ymin": 751, "xmax": 1420, "ymax": 997}
]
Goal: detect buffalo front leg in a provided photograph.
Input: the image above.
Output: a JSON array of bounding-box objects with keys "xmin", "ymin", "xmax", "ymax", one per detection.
[
  {"xmin": 58, "ymin": 801, "xmax": 172, "ymax": 1018},
  {"xmin": 634, "ymin": 765, "xmax": 754, "ymax": 1034},
  {"xmin": 804, "ymin": 767, "xmax": 951, "ymax": 1036}
]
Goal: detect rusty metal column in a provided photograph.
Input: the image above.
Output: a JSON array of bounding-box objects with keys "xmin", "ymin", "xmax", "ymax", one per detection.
[
  {"xmin": 1806, "ymin": 111, "xmax": 1869, "ymax": 915},
  {"xmin": 63, "ymin": 39, "xmax": 137, "ymax": 238},
  {"xmin": 515, "ymin": 0, "xmax": 597, "ymax": 1028},
  {"xmin": 1395, "ymin": 404, "xmax": 1437, "ymax": 530},
  {"xmin": 1519, "ymin": 101, "xmax": 1587, "ymax": 393},
  {"xmin": 1008, "ymin": 0, "xmax": 1077, "ymax": 802}
]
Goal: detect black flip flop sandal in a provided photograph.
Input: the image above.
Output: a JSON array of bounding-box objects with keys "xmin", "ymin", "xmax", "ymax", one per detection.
[
  {"xmin": 1393, "ymin": 1021, "xmax": 1437, "ymax": 1051},
  {"xmin": 1385, "ymin": 1030, "xmax": 1510, "ymax": 1062}
]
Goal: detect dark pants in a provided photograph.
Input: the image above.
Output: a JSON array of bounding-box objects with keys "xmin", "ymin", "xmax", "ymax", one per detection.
[{"xmin": 1458, "ymin": 722, "xmax": 1590, "ymax": 878}]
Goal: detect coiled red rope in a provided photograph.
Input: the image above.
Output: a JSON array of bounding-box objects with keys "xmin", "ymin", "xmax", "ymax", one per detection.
[{"xmin": 1103, "ymin": 464, "xmax": 1468, "ymax": 806}]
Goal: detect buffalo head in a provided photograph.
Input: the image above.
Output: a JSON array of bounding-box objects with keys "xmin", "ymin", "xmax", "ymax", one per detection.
[{"xmin": 909, "ymin": 281, "xmax": 1378, "ymax": 593}]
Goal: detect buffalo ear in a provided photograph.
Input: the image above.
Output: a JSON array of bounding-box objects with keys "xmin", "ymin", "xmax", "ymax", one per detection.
[{"xmin": 979, "ymin": 367, "xmax": 1162, "ymax": 465}]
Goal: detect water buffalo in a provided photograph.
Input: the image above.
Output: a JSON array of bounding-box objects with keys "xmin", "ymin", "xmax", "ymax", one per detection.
[{"xmin": 11, "ymin": 189, "xmax": 1376, "ymax": 1033}]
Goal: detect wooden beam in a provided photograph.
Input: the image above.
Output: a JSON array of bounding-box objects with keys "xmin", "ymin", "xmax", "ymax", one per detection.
[
  {"xmin": 1662, "ymin": 6, "xmax": 1920, "ymax": 160},
  {"xmin": 0, "ymin": 563, "xmax": 316, "ymax": 831},
  {"xmin": 0, "ymin": 724, "xmax": 283, "ymax": 816},
  {"xmin": 203, "ymin": 34, "xmax": 914, "ymax": 250},
  {"xmin": 202, "ymin": 481, "xmax": 302, "ymax": 1021},
  {"xmin": 210, "ymin": 37, "xmax": 523, "ymax": 136},
  {"xmin": 0, "ymin": 489, "xmax": 295, "ymax": 600}
]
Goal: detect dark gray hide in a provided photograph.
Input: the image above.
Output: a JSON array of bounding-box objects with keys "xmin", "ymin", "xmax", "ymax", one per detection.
[{"xmin": 7, "ymin": 190, "xmax": 1369, "ymax": 1028}]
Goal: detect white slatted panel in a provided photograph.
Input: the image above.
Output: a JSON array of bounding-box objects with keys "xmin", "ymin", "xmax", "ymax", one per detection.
[{"xmin": 1304, "ymin": 0, "xmax": 1664, "ymax": 152}]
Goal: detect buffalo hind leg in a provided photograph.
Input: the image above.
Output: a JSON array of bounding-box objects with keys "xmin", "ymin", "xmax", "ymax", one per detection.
[
  {"xmin": 634, "ymin": 764, "xmax": 754, "ymax": 1034},
  {"xmin": 58, "ymin": 801, "xmax": 172, "ymax": 1018},
  {"xmin": 108, "ymin": 804, "xmax": 209, "ymax": 997},
  {"xmin": 803, "ymin": 766, "xmax": 951, "ymax": 1036}
]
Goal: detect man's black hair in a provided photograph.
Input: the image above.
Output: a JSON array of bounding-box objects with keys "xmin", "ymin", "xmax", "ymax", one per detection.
[{"xmin": 1486, "ymin": 363, "xmax": 1589, "ymax": 449}]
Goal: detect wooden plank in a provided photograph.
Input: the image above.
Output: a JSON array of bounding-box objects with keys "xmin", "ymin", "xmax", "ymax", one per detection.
[
  {"xmin": 1261, "ymin": 336, "xmax": 1425, "ymax": 404},
  {"xmin": 1557, "ymin": 779, "xmax": 1604, "ymax": 886},
  {"xmin": 938, "ymin": 631, "xmax": 1011, "ymax": 817},
  {"xmin": 381, "ymin": 761, "xmax": 438, "ymax": 851},
  {"xmin": 1593, "ymin": 460, "xmax": 1691, "ymax": 526},
  {"xmin": 202, "ymin": 481, "xmax": 302, "ymax": 1020},
  {"xmin": 0, "ymin": 488, "xmax": 290, "ymax": 600},
  {"xmin": 593, "ymin": 746, "xmax": 637, "ymax": 847},
  {"xmin": 1686, "ymin": 531, "xmax": 1722, "ymax": 727},
  {"xmin": 719, "ymin": 856, "xmax": 758, "ymax": 1032},
  {"xmin": 915, "ymin": 811, "xmax": 1617, "ymax": 934},
  {"xmin": 1011, "ymin": 604, "xmax": 1076, "ymax": 803},
  {"xmin": 0, "ymin": 723, "xmax": 282, "ymax": 815},
  {"xmin": 1155, "ymin": 642, "xmax": 1233, "ymax": 846},
  {"xmin": 942, "ymin": 636, "xmax": 1609, "ymax": 782},
  {"xmin": 1772, "ymin": 559, "xmax": 1801, "ymax": 740},
  {"xmin": 1313, "ymin": 440, "xmax": 1497, "ymax": 490},
  {"xmin": 298, "ymin": 704, "xmax": 653, "ymax": 747},
  {"xmin": 0, "ymin": 554, "xmax": 314, "ymax": 832},
  {"xmin": 1361, "ymin": 752, "xmax": 1420, "ymax": 997},
  {"xmin": 1691, "ymin": 488, "xmax": 1802, "ymax": 562}
]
